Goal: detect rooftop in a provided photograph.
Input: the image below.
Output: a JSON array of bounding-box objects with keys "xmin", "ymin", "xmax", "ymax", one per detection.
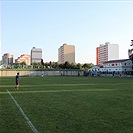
[{"xmin": 104, "ymin": 59, "xmax": 131, "ymax": 64}]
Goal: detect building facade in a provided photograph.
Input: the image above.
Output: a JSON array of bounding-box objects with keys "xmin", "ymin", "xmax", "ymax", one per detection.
[
  {"xmin": 58, "ymin": 43, "xmax": 75, "ymax": 64},
  {"xmin": 15, "ymin": 54, "xmax": 30, "ymax": 65},
  {"xmin": 103, "ymin": 59, "xmax": 132, "ymax": 74},
  {"xmin": 96, "ymin": 42, "xmax": 119, "ymax": 65},
  {"xmin": 2, "ymin": 53, "xmax": 14, "ymax": 67},
  {"xmin": 31, "ymin": 47, "xmax": 42, "ymax": 64},
  {"xmin": 88, "ymin": 59, "xmax": 132, "ymax": 76}
]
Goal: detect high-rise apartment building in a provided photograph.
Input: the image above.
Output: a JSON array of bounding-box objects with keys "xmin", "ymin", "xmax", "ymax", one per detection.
[
  {"xmin": 15, "ymin": 54, "xmax": 30, "ymax": 65},
  {"xmin": 2, "ymin": 53, "xmax": 14, "ymax": 66},
  {"xmin": 31, "ymin": 47, "xmax": 42, "ymax": 64},
  {"xmin": 58, "ymin": 43, "xmax": 75, "ymax": 64},
  {"xmin": 96, "ymin": 42, "xmax": 119, "ymax": 65}
]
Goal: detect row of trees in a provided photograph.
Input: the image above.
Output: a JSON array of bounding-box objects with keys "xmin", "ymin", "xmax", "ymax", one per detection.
[
  {"xmin": 34, "ymin": 60, "xmax": 93, "ymax": 70},
  {"xmin": 13, "ymin": 59, "xmax": 94, "ymax": 70}
]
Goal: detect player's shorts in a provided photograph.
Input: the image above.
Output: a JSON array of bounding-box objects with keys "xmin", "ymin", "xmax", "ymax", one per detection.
[{"xmin": 16, "ymin": 82, "xmax": 19, "ymax": 85}]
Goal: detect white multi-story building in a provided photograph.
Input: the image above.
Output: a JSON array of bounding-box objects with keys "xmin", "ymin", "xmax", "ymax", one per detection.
[
  {"xmin": 58, "ymin": 43, "xmax": 75, "ymax": 64},
  {"xmin": 96, "ymin": 42, "xmax": 119, "ymax": 65},
  {"xmin": 103, "ymin": 59, "xmax": 132, "ymax": 73},
  {"xmin": 31, "ymin": 47, "xmax": 42, "ymax": 64},
  {"xmin": 88, "ymin": 59, "xmax": 132, "ymax": 76}
]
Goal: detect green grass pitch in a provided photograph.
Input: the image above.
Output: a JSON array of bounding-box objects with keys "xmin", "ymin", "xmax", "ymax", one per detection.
[{"xmin": 0, "ymin": 76, "xmax": 133, "ymax": 133}]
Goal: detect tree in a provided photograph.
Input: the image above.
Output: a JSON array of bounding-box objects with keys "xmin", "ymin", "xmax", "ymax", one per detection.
[
  {"xmin": 64, "ymin": 61, "xmax": 70, "ymax": 69},
  {"xmin": 49, "ymin": 61, "xmax": 52, "ymax": 68},
  {"xmin": 52, "ymin": 62, "xmax": 59, "ymax": 68},
  {"xmin": 59, "ymin": 63, "xmax": 64, "ymax": 69},
  {"xmin": 20, "ymin": 62, "xmax": 26, "ymax": 65},
  {"xmin": 77, "ymin": 63, "xmax": 82, "ymax": 69},
  {"xmin": 82, "ymin": 63, "xmax": 94, "ymax": 70},
  {"xmin": 70, "ymin": 63, "xmax": 76, "ymax": 69},
  {"xmin": 44, "ymin": 62, "xmax": 48, "ymax": 68},
  {"xmin": 41, "ymin": 59, "xmax": 44, "ymax": 68},
  {"xmin": 128, "ymin": 49, "xmax": 133, "ymax": 60},
  {"xmin": 20, "ymin": 62, "xmax": 26, "ymax": 68},
  {"xmin": 32, "ymin": 62, "xmax": 38, "ymax": 69}
]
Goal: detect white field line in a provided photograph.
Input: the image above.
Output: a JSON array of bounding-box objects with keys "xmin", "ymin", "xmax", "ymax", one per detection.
[{"xmin": 7, "ymin": 89, "xmax": 38, "ymax": 133}]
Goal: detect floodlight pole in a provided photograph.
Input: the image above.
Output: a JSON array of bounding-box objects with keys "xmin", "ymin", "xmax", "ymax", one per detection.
[{"xmin": 131, "ymin": 40, "xmax": 133, "ymax": 76}]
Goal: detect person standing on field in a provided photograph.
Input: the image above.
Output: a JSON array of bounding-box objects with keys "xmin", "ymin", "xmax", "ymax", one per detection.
[
  {"xmin": 15, "ymin": 72, "xmax": 20, "ymax": 90},
  {"xmin": 41, "ymin": 73, "xmax": 44, "ymax": 77}
]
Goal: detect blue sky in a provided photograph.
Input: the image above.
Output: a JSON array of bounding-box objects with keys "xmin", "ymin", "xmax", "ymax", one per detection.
[{"xmin": 1, "ymin": 0, "xmax": 133, "ymax": 64}]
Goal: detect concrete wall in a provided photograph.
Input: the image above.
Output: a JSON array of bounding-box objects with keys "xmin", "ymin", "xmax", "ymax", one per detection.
[{"xmin": 0, "ymin": 70, "xmax": 84, "ymax": 77}]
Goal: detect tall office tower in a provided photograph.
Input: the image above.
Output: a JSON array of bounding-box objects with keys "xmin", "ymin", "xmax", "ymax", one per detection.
[
  {"xmin": 96, "ymin": 42, "xmax": 119, "ymax": 65},
  {"xmin": 2, "ymin": 53, "xmax": 14, "ymax": 66},
  {"xmin": 31, "ymin": 47, "xmax": 42, "ymax": 64},
  {"xmin": 58, "ymin": 43, "xmax": 75, "ymax": 64},
  {"xmin": 15, "ymin": 54, "xmax": 31, "ymax": 65}
]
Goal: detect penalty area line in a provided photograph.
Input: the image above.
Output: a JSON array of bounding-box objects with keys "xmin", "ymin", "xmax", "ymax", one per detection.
[{"xmin": 6, "ymin": 89, "xmax": 38, "ymax": 133}]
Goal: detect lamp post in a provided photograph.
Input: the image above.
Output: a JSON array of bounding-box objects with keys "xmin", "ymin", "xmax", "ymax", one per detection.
[{"xmin": 130, "ymin": 40, "xmax": 133, "ymax": 76}]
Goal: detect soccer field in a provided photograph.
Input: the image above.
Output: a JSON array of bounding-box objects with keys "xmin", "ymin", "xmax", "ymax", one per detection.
[{"xmin": 0, "ymin": 76, "xmax": 133, "ymax": 133}]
